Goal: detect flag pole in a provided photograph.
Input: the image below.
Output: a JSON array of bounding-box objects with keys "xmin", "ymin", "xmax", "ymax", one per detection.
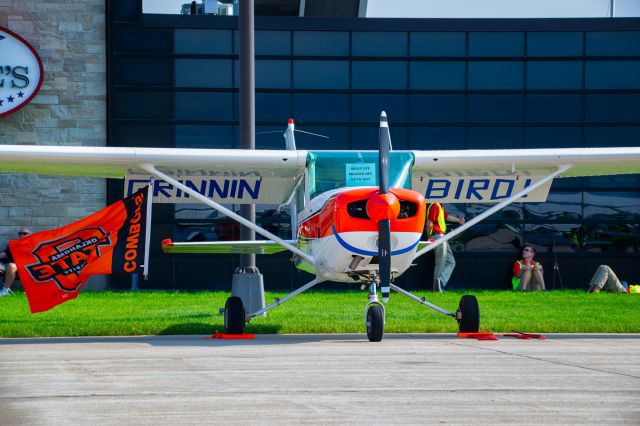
[{"xmin": 143, "ymin": 178, "xmax": 154, "ymax": 280}]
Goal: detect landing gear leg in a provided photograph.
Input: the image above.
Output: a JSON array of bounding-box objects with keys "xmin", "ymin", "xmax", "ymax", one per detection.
[{"xmin": 365, "ymin": 283, "xmax": 385, "ymax": 342}]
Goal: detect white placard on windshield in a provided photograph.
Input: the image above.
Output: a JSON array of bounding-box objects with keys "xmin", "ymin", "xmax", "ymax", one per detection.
[{"xmin": 346, "ymin": 163, "xmax": 376, "ymax": 186}]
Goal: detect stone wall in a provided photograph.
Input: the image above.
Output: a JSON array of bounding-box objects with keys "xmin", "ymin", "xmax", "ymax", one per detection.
[{"xmin": 0, "ymin": 1, "xmax": 106, "ymax": 245}]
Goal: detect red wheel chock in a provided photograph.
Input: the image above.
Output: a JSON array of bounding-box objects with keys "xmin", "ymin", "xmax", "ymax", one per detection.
[
  {"xmin": 209, "ymin": 332, "xmax": 256, "ymax": 339},
  {"xmin": 457, "ymin": 331, "xmax": 499, "ymax": 340}
]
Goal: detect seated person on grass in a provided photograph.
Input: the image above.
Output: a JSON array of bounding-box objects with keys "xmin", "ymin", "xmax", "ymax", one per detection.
[
  {"xmin": 512, "ymin": 244, "xmax": 546, "ymax": 291},
  {"xmin": 587, "ymin": 265, "xmax": 639, "ymax": 293},
  {"xmin": 0, "ymin": 228, "xmax": 32, "ymax": 297}
]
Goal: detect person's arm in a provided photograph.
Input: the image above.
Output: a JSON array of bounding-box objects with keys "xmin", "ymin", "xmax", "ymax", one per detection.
[
  {"xmin": 446, "ymin": 215, "xmax": 465, "ymax": 225},
  {"xmin": 426, "ymin": 220, "xmax": 434, "ymax": 236},
  {"xmin": 513, "ymin": 261, "xmax": 524, "ymax": 278}
]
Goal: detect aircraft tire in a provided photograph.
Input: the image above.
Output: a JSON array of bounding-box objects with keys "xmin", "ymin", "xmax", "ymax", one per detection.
[
  {"xmin": 224, "ymin": 296, "xmax": 246, "ymax": 335},
  {"xmin": 457, "ymin": 295, "xmax": 480, "ymax": 333},
  {"xmin": 366, "ymin": 303, "xmax": 384, "ymax": 342}
]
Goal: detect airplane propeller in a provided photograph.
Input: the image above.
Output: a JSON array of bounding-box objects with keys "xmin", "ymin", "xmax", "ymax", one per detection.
[{"xmin": 366, "ymin": 111, "xmax": 399, "ymax": 303}]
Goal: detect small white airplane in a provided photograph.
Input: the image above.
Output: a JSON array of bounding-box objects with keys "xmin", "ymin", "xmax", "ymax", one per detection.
[{"xmin": 1, "ymin": 112, "xmax": 640, "ymax": 341}]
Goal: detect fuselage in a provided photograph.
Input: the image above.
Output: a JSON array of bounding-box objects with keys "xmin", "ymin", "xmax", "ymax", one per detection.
[{"xmin": 295, "ymin": 187, "xmax": 426, "ymax": 283}]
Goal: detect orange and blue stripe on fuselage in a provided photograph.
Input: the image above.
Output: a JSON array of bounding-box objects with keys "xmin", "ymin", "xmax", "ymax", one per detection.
[{"xmin": 296, "ymin": 187, "xmax": 426, "ymax": 282}]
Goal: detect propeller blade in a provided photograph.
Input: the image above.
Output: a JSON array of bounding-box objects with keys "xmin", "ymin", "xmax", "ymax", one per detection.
[
  {"xmin": 379, "ymin": 219, "xmax": 391, "ymax": 303},
  {"xmin": 378, "ymin": 111, "xmax": 391, "ymax": 195}
]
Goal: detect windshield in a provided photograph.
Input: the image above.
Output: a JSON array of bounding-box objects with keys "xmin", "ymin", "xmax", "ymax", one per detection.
[{"xmin": 306, "ymin": 151, "xmax": 414, "ymax": 199}]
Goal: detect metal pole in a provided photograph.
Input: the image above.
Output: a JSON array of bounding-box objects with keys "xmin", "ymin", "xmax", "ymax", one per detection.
[{"xmin": 239, "ymin": 0, "xmax": 256, "ymax": 269}]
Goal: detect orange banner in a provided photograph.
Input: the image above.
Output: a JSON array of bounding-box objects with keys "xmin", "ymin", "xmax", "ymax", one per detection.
[{"xmin": 9, "ymin": 187, "xmax": 148, "ymax": 313}]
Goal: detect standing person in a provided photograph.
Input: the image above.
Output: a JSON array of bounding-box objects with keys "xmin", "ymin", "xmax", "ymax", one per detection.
[
  {"xmin": 0, "ymin": 228, "xmax": 31, "ymax": 297},
  {"xmin": 426, "ymin": 203, "xmax": 465, "ymax": 292},
  {"xmin": 586, "ymin": 265, "xmax": 627, "ymax": 293},
  {"xmin": 512, "ymin": 244, "xmax": 545, "ymax": 291}
]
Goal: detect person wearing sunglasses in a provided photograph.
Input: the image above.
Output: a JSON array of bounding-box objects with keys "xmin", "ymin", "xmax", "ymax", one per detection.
[
  {"xmin": 512, "ymin": 244, "xmax": 546, "ymax": 291},
  {"xmin": 0, "ymin": 228, "xmax": 31, "ymax": 296}
]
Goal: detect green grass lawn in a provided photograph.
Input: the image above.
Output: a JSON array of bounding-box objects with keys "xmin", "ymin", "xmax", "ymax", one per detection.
[{"xmin": 0, "ymin": 290, "xmax": 638, "ymax": 337}]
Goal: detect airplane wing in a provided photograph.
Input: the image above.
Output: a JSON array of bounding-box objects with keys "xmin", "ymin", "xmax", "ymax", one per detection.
[
  {"xmin": 162, "ymin": 239, "xmax": 293, "ymax": 255},
  {"xmin": 412, "ymin": 147, "xmax": 640, "ymax": 203},
  {"xmin": 0, "ymin": 145, "xmax": 309, "ymax": 205}
]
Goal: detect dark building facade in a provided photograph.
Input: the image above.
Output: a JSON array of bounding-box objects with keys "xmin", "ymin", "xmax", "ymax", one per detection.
[{"xmin": 108, "ymin": 1, "xmax": 640, "ymax": 291}]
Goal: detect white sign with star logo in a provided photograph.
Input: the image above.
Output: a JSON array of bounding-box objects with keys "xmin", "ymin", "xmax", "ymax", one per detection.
[{"xmin": 0, "ymin": 26, "xmax": 43, "ymax": 118}]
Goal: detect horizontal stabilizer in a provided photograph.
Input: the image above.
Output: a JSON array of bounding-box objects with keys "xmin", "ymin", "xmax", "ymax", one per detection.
[{"xmin": 162, "ymin": 239, "xmax": 294, "ymax": 255}]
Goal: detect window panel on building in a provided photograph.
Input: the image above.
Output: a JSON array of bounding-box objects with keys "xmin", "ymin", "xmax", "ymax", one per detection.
[
  {"xmin": 526, "ymin": 32, "xmax": 583, "ymax": 57},
  {"xmin": 468, "ymin": 127, "xmax": 523, "ymax": 149},
  {"xmin": 293, "ymin": 93, "xmax": 349, "ymax": 122},
  {"xmin": 469, "ymin": 32, "xmax": 524, "ymax": 57},
  {"xmin": 257, "ymin": 93, "xmax": 291, "ymax": 122},
  {"xmin": 527, "ymin": 61, "xmax": 583, "ymax": 90},
  {"xmin": 175, "ymin": 92, "xmax": 234, "ymax": 121},
  {"xmin": 525, "ymin": 192, "xmax": 582, "ymax": 222},
  {"xmin": 524, "ymin": 223, "xmax": 582, "ymax": 253},
  {"xmin": 410, "ymin": 61, "xmax": 465, "ymax": 89},
  {"xmin": 175, "ymin": 59, "xmax": 232, "ymax": 88},
  {"xmin": 256, "ymin": 60, "xmax": 291, "ymax": 88},
  {"xmin": 585, "ymin": 94, "xmax": 640, "ymax": 122},
  {"xmin": 295, "ymin": 126, "xmax": 349, "ymax": 150},
  {"xmin": 112, "ymin": 125, "xmax": 173, "ymax": 147},
  {"xmin": 526, "ymin": 94, "xmax": 583, "ymax": 123},
  {"xmin": 175, "ymin": 29, "xmax": 232, "ymax": 54},
  {"xmin": 525, "ymin": 127, "xmax": 582, "ymax": 148},
  {"xmin": 293, "ymin": 31, "xmax": 349, "ymax": 56},
  {"xmin": 584, "ymin": 174, "xmax": 640, "ymax": 189},
  {"xmin": 583, "ymin": 224, "xmax": 640, "ymax": 253},
  {"xmin": 293, "ymin": 60, "xmax": 348, "ymax": 89},
  {"xmin": 409, "ymin": 94, "xmax": 465, "ymax": 122},
  {"xmin": 586, "ymin": 31, "xmax": 640, "ymax": 56},
  {"xmin": 351, "ymin": 126, "xmax": 408, "ymax": 150},
  {"xmin": 175, "ymin": 125, "xmax": 235, "ymax": 148},
  {"xmin": 468, "ymin": 95, "xmax": 524, "ymax": 123},
  {"xmin": 351, "ymin": 94, "xmax": 408, "ymax": 122},
  {"xmin": 256, "ymin": 30, "xmax": 291, "ymax": 55},
  {"xmin": 467, "ymin": 204, "xmax": 524, "ymax": 223},
  {"xmin": 585, "ymin": 61, "xmax": 640, "ymax": 89},
  {"xmin": 113, "ymin": 28, "xmax": 173, "ymax": 52},
  {"xmin": 468, "ymin": 61, "xmax": 524, "ymax": 90},
  {"xmin": 353, "ymin": 32, "xmax": 407, "ymax": 56},
  {"xmin": 113, "ymin": 58, "xmax": 172, "ymax": 86},
  {"xmin": 585, "ymin": 126, "xmax": 640, "ymax": 147},
  {"xmin": 410, "ymin": 32, "xmax": 466, "ymax": 56},
  {"xmin": 352, "ymin": 61, "xmax": 408, "ymax": 90},
  {"xmin": 113, "ymin": 91, "xmax": 173, "ymax": 119},
  {"xmin": 409, "ymin": 127, "xmax": 465, "ymax": 150},
  {"xmin": 584, "ymin": 192, "xmax": 640, "ymax": 222},
  {"xmin": 256, "ymin": 125, "xmax": 288, "ymax": 149},
  {"xmin": 466, "ymin": 223, "xmax": 523, "ymax": 252}
]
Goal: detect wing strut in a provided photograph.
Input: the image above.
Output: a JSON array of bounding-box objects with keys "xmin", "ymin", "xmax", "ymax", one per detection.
[
  {"xmin": 415, "ymin": 164, "xmax": 572, "ymax": 259},
  {"xmin": 139, "ymin": 163, "xmax": 316, "ymax": 267}
]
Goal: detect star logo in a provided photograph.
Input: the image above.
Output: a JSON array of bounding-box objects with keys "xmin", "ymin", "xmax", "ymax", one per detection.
[
  {"xmin": 0, "ymin": 100, "xmax": 3, "ymax": 107},
  {"xmin": 7, "ymin": 95, "xmax": 14, "ymax": 103},
  {"xmin": 17, "ymin": 91, "xmax": 24, "ymax": 98}
]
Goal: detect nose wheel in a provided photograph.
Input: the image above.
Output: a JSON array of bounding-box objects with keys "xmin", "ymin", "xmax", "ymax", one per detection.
[{"xmin": 364, "ymin": 283, "xmax": 385, "ymax": 342}]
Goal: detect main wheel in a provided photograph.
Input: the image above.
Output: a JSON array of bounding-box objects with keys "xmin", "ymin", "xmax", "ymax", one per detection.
[
  {"xmin": 224, "ymin": 296, "xmax": 246, "ymax": 335},
  {"xmin": 366, "ymin": 303, "xmax": 385, "ymax": 342},
  {"xmin": 457, "ymin": 295, "xmax": 480, "ymax": 333}
]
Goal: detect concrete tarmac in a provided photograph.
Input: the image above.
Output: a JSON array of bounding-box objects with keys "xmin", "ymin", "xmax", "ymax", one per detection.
[{"xmin": 1, "ymin": 334, "xmax": 639, "ymax": 425}]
